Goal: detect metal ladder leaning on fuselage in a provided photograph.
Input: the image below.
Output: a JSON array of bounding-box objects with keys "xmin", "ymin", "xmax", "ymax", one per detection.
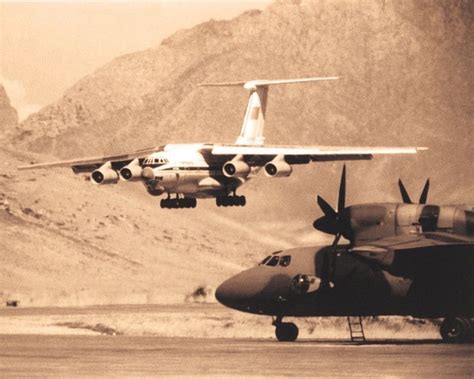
[{"xmin": 347, "ymin": 316, "xmax": 366, "ymax": 342}]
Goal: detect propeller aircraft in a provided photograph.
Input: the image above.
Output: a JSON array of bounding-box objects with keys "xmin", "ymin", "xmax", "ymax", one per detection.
[
  {"xmin": 216, "ymin": 167, "xmax": 474, "ymax": 342},
  {"xmin": 19, "ymin": 77, "xmax": 425, "ymax": 208}
]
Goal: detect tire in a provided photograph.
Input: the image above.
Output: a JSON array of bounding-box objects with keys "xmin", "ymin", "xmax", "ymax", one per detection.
[
  {"xmin": 440, "ymin": 317, "xmax": 471, "ymax": 343},
  {"xmin": 275, "ymin": 322, "xmax": 299, "ymax": 342}
]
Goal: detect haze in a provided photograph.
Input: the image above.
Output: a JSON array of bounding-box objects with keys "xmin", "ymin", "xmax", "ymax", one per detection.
[{"xmin": 0, "ymin": 1, "xmax": 271, "ymax": 120}]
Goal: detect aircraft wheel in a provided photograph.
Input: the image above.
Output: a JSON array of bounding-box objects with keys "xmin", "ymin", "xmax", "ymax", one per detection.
[
  {"xmin": 275, "ymin": 322, "xmax": 299, "ymax": 342},
  {"xmin": 186, "ymin": 198, "xmax": 197, "ymax": 208},
  {"xmin": 440, "ymin": 317, "xmax": 472, "ymax": 343},
  {"xmin": 160, "ymin": 199, "xmax": 167, "ymax": 208},
  {"xmin": 239, "ymin": 196, "xmax": 246, "ymax": 207}
]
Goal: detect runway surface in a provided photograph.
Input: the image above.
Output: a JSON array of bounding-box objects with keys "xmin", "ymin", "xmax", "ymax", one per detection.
[{"xmin": 0, "ymin": 335, "xmax": 473, "ymax": 377}]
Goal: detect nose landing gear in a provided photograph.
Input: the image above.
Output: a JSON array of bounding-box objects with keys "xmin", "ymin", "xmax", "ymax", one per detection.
[{"xmin": 273, "ymin": 316, "xmax": 299, "ymax": 342}]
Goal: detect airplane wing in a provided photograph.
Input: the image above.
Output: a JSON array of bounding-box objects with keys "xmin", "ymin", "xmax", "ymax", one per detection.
[
  {"xmin": 350, "ymin": 233, "xmax": 474, "ymax": 279},
  {"xmin": 212, "ymin": 145, "xmax": 427, "ymax": 163},
  {"xmin": 17, "ymin": 146, "xmax": 162, "ymax": 173}
]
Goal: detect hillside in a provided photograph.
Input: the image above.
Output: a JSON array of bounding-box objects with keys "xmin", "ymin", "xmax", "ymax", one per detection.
[
  {"xmin": 0, "ymin": 84, "xmax": 18, "ymax": 138},
  {"xmin": 2, "ymin": 0, "xmax": 473, "ymax": 306}
]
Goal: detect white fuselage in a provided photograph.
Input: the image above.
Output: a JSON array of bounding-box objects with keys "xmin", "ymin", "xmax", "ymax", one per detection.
[{"xmin": 141, "ymin": 144, "xmax": 252, "ymax": 198}]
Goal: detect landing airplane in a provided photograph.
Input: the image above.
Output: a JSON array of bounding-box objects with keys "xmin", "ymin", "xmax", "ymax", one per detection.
[
  {"xmin": 19, "ymin": 77, "xmax": 426, "ymax": 209},
  {"xmin": 216, "ymin": 167, "xmax": 474, "ymax": 342}
]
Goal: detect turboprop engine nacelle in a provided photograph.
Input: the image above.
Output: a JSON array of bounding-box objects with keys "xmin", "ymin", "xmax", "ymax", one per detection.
[
  {"xmin": 120, "ymin": 159, "xmax": 143, "ymax": 181},
  {"xmin": 223, "ymin": 158, "xmax": 251, "ymax": 178},
  {"xmin": 264, "ymin": 156, "xmax": 292, "ymax": 177},
  {"xmin": 91, "ymin": 162, "xmax": 119, "ymax": 185}
]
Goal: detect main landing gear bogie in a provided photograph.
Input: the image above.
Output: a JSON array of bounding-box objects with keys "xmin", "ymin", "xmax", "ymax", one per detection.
[
  {"xmin": 160, "ymin": 197, "xmax": 197, "ymax": 209},
  {"xmin": 273, "ymin": 316, "xmax": 299, "ymax": 342},
  {"xmin": 216, "ymin": 195, "xmax": 246, "ymax": 207},
  {"xmin": 440, "ymin": 317, "xmax": 474, "ymax": 343}
]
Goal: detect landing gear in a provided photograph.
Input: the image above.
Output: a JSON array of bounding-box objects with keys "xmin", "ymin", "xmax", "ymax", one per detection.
[
  {"xmin": 216, "ymin": 195, "xmax": 246, "ymax": 207},
  {"xmin": 160, "ymin": 196, "xmax": 197, "ymax": 209},
  {"xmin": 440, "ymin": 317, "xmax": 473, "ymax": 343},
  {"xmin": 273, "ymin": 316, "xmax": 299, "ymax": 342}
]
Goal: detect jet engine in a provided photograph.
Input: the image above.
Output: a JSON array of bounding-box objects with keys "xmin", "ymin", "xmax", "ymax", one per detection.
[
  {"xmin": 222, "ymin": 158, "xmax": 251, "ymax": 178},
  {"xmin": 119, "ymin": 159, "xmax": 143, "ymax": 181},
  {"xmin": 91, "ymin": 162, "xmax": 119, "ymax": 185},
  {"xmin": 264, "ymin": 156, "xmax": 292, "ymax": 177}
]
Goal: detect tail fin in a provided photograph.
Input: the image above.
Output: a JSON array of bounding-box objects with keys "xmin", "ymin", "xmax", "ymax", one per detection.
[{"xmin": 200, "ymin": 77, "xmax": 339, "ymax": 146}]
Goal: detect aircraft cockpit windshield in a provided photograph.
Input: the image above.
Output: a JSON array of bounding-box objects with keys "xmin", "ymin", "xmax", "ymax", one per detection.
[
  {"xmin": 259, "ymin": 254, "xmax": 292, "ymax": 267},
  {"xmin": 143, "ymin": 156, "xmax": 168, "ymax": 167}
]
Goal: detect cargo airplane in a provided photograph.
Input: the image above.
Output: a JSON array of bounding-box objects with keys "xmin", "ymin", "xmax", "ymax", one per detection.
[
  {"xmin": 216, "ymin": 167, "xmax": 474, "ymax": 342},
  {"xmin": 19, "ymin": 77, "xmax": 426, "ymax": 209}
]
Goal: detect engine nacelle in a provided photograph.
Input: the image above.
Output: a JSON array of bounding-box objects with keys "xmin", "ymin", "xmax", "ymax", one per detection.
[
  {"xmin": 222, "ymin": 159, "xmax": 251, "ymax": 178},
  {"xmin": 264, "ymin": 157, "xmax": 292, "ymax": 177},
  {"xmin": 91, "ymin": 162, "xmax": 119, "ymax": 185},
  {"xmin": 120, "ymin": 159, "xmax": 143, "ymax": 181}
]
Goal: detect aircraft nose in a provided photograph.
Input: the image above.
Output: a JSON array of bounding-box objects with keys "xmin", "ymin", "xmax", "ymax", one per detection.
[{"xmin": 215, "ymin": 270, "xmax": 264, "ymax": 308}]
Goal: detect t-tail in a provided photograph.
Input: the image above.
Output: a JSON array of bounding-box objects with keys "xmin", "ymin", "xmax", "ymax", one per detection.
[{"xmin": 199, "ymin": 77, "xmax": 339, "ymax": 146}]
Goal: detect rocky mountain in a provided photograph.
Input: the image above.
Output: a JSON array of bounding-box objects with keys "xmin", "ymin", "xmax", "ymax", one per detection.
[
  {"xmin": 0, "ymin": 85, "xmax": 18, "ymax": 138},
  {"xmin": 15, "ymin": 0, "xmax": 473, "ymax": 204},
  {"xmin": 2, "ymin": 0, "xmax": 473, "ymax": 306}
]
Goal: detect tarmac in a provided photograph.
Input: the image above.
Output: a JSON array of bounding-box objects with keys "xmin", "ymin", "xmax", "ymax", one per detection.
[{"xmin": 0, "ymin": 334, "xmax": 473, "ymax": 377}]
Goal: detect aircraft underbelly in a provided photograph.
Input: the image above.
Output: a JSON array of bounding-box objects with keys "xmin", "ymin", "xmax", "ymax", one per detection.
[{"xmin": 163, "ymin": 171, "xmax": 245, "ymax": 195}]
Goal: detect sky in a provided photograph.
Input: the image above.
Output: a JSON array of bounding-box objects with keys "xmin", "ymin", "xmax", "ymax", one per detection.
[{"xmin": 0, "ymin": 1, "xmax": 271, "ymax": 120}]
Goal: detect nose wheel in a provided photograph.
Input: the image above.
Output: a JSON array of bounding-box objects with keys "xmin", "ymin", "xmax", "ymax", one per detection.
[{"xmin": 273, "ymin": 316, "xmax": 299, "ymax": 342}]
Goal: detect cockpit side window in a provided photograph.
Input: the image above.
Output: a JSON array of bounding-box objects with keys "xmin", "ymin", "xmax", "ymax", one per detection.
[
  {"xmin": 259, "ymin": 256, "xmax": 272, "ymax": 265},
  {"xmin": 266, "ymin": 256, "xmax": 280, "ymax": 266},
  {"xmin": 279, "ymin": 255, "xmax": 291, "ymax": 267}
]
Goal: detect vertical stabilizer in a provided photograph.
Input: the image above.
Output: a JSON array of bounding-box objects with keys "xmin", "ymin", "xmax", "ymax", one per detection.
[
  {"xmin": 199, "ymin": 77, "xmax": 339, "ymax": 146},
  {"xmin": 236, "ymin": 83, "xmax": 268, "ymax": 145}
]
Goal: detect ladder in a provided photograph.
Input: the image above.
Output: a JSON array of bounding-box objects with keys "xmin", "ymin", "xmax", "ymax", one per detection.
[{"xmin": 347, "ymin": 316, "xmax": 366, "ymax": 342}]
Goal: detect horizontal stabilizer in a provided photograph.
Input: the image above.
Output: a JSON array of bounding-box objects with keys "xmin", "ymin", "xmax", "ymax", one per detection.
[{"xmin": 199, "ymin": 76, "xmax": 339, "ymax": 90}]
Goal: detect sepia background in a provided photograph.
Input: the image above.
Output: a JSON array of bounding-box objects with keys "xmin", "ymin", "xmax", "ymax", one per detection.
[{"xmin": 0, "ymin": 0, "xmax": 472, "ymax": 312}]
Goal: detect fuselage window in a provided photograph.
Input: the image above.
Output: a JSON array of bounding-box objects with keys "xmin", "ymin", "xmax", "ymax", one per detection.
[
  {"xmin": 266, "ymin": 256, "xmax": 280, "ymax": 267},
  {"xmin": 279, "ymin": 255, "xmax": 291, "ymax": 267},
  {"xmin": 260, "ymin": 256, "xmax": 272, "ymax": 265}
]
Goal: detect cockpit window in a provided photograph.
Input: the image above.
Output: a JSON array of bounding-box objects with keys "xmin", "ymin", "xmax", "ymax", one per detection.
[
  {"xmin": 266, "ymin": 256, "xmax": 280, "ymax": 267},
  {"xmin": 279, "ymin": 255, "xmax": 291, "ymax": 267},
  {"xmin": 260, "ymin": 256, "xmax": 272, "ymax": 265}
]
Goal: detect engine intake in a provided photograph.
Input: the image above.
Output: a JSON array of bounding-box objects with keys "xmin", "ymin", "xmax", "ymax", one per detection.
[
  {"xmin": 91, "ymin": 162, "xmax": 119, "ymax": 185},
  {"xmin": 223, "ymin": 159, "xmax": 251, "ymax": 178},
  {"xmin": 120, "ymin": 159, "xmax": 143, "ymax": 181},
  {"xmin": 264, "ymin": 156, "xmax": 292, "ymax": 177}
]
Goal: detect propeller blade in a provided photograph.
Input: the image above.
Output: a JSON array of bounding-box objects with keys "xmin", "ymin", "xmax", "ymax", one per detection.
[
  {"xmin": 313, "ymin": 216, "xmax": 338, "ymax": 235},
  {"xmin": 332, "ymin": 233, "xmax": 342, "ymax": 247},
  {"xmin": 317, "ymin": 195, "xmax": 337, "ymax": 219},
  {"xmin": 419, "ymin": 178, "xmax": 430, "ymax": 204},
  {"xmin": 398, "ymin": 179, "xmax": 412, "ymax": 204},
  {"xmin": 337, "ymin": 164, "xmax": 346, "ymax": 212}
]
